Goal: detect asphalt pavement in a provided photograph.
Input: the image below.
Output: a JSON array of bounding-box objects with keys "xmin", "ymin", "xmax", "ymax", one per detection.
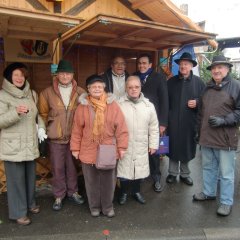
[{"xmin": 1, "ymin": 146, "xmax": 240, "ymax": 240}]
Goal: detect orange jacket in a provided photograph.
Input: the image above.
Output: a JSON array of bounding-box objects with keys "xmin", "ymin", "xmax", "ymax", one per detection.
[{"xmin": 70, "ymin": 93, "xmax": 128, "ymax": 164}]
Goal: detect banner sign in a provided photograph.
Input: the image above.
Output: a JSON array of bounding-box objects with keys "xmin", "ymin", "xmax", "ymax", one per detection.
[{"xmin": 4, "ymin": 38, "xmax": 52, "ymax": 63}]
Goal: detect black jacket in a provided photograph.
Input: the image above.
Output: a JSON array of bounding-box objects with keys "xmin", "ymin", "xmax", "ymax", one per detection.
[
  {"xmin": 199, "ymin": 74, "xmax": 240, "ymax": 150},
  {"xmin": 167, "ymin": 71, "xmax": 205, "ymax": 162},
  {"xmin": 101, "ymin": 68, "xmax": 129, "ymax": 93},
  {"xmin": 136, "ymin": 70, "xmax": 169, "ymax": 126}
]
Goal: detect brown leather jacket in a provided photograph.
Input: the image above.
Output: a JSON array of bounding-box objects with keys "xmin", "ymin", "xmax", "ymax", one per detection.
[{"xmin": 38, "ymin": 77, "xmax": 85, "ymax": 144}]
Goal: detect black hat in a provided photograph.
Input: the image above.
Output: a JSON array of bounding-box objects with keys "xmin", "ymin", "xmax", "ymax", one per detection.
[
  {"xmin": 206, "ymin": 55, "xmax": 233, "ymax": 70},
  {"xmin": 3, "ymin": 62, "xmax": 27, "ymax": 82},
  {"xmin": 174, "ymin": 52, "xmax": 197, "ymax": 67},
  {"xmin": 56, "ymin": 59, "xmax": 74, "ymax": 73},
  {"xmin": 86, "ymin": 74, "xmax": 105, "ymax": 87}
]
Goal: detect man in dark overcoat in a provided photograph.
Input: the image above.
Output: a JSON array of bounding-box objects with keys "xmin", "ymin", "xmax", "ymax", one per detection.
[
  {"xmin": 135, "ymin": 53, "xmax": 169, "ymax": 192},
  {"xmin": 166, "ymin": 52, "xmax": 205, "ymax": 186}
]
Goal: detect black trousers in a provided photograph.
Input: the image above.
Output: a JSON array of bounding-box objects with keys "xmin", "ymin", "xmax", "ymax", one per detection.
[
  {"xmin": 149, "ymin": 153, "xmax": 161, "ymax": 182},
  {"xmin": 120, "ymin": 179, "xmax": 141, "ymax": 194}
]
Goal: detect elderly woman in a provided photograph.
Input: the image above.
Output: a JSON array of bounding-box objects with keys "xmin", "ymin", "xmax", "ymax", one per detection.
[
  {"xmin": 0, "ymin": 62, "xmax": 46, "ymax": 225},
  {"xmin": 117, "ymin": 75, "xmax": 159, "ymax": 205},
  {"xmin": 70, "ymin": 74, "xmax": 128, "ymax": 218}
]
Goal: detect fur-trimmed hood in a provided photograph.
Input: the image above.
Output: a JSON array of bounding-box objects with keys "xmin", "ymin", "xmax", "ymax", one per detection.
[{"xmin": 78, "ymin": 92, "xmax": 116, "ymax": 105}]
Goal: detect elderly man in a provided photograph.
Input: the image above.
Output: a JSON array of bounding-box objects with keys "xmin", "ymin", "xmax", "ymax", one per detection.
[
  {"xmin": 193, "ymin": 55, "xmax": 240, "ymax": 216},
  {"xmin": 102, "ymin": 56, "xmax": 129, "ymax": 100},
  {"xmin": 135, "ymin": 53, "xmax": 168, "ymax": 192},
  {"xmin": 118, "ymin": 75, "xmax": 159, "ymax": 205},
  {"xmin": 166, "ymin": 52, "xmax": 205, "ymax": 186},
  {"xmin": 38, "ymin": 59, "xmax": 85, "ymax": 211}
]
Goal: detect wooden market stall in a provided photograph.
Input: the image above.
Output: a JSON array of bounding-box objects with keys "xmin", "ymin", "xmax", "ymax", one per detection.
[{"xmin": 0, "ymin": 0, "xmax": 217, "ymax": 192}]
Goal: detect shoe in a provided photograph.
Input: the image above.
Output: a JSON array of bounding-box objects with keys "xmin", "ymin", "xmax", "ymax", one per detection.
[
  {"xmin": 153, "ymin": 181, "xmax": 162, "ymax": 192},
  {"xmin": 29, "ymin": 205, "xmax": 40, "ymax": 214},
  {"xmin": 53, "ymin": 198, "xmax": 62, "ymax": 211},
  {"xmin": 119, "ymin": 193, "xmax": 127, "ymax": 205},
  {"xmin": 217, "ymin": 204, "xmax": 232, "ymax": 216},
  {"xmin": 166, "ymin": 174, "xmax": 177, "ymax": 184},
  {"xmin": 16, "ymin": 216, "xmax": 31, "ymax": 226},
  {"xmin": 91, "ymin": 210, "xmax": 100, "ymax": 217},
  {"xmin": 180, "ymin": 176, "xmax": 193, "ymax": 186},
  {"xmin": 193, "ymin": 192, "xmax": 216, "ymax": 201},
  {"xmin": 133, "ymin": 192, "xmax": 146, "ymax": 204},
  {"xmin": 68, "ymin": 192, "xmax": 85, "ymax": 205},
  {"xmin": 106, "ymin": 209, "xmax": 115, "ymax": 218}
]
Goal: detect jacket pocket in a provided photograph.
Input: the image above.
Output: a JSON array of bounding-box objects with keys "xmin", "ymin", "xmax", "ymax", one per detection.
[{"xmin": 2, "ymin": 136, "xmax": 21, "ymax": 155}]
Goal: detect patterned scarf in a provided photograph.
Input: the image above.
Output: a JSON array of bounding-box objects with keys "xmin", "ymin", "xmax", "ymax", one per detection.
[
  {"xmin": 137, "ymin": 68, "xmax": 153, "ymax": 84},
  {"xmin": 87, "ymin": 92, "xmax": 107, "ymax": 142}
]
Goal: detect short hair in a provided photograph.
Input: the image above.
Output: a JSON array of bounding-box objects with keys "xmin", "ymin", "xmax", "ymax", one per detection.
[
  {"xmin": 111, "ymin": 56, "xmax": 125, "ymax": 65},
  {"xmin": 126, "ymin": 75, "xmax": 141, "ymax": 86},
  {"xmin": 137, "ymin": 53, "xmax": 152, "ymax": 64}
]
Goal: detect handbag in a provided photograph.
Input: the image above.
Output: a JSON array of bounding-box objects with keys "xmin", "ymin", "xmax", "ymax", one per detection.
[
  {"xmin": 156, "ymin": 135, "xmax": 169, "ymax": 155},
  {"xmin": 95, "ymin": 144, "xmax": 117, "ymax": 170}
]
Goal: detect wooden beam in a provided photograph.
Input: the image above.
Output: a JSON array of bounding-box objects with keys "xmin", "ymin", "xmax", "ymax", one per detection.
[
  {"xmin": 65, "ymin": 0, "xmax": 96, "ymax": 16},
  {"xmin": 82, "ymin": 31, "xmax": 118, "ymax": 39},
  {"xmin": 131, "ymin": 0, "xmax": 157, "ymax": 10},
  {"xmin": 0, "ymin": 16, "xmax": 9, "ymax": 36},
  {"xmin": 26, "ymin": 0, "xmax": 49, "ymax": 12},
  {"xmin": 0, "ymin": 6, "xmax": 81, "ymax": 25}
]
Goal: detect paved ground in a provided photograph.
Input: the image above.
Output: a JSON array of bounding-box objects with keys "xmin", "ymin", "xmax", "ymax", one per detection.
[{"xmin": 1, "ymin": 146, "xmax": 240, "ymax": 240}]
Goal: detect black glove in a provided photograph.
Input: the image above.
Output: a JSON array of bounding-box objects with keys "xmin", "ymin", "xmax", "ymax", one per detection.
[{"xmin": 208, "ymin": 116, "xmax": 225, "ymax": 127}]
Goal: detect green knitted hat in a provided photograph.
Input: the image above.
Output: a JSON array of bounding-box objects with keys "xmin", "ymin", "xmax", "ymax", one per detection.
[{"xmin": 56, "ymin": 59, "xmax": 74, "ymax": 73}]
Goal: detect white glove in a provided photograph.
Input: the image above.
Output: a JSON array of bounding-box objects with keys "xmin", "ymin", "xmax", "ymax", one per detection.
[{"xmin": 38, "ymin": 128, "xmax": 47, "ymax": 143}]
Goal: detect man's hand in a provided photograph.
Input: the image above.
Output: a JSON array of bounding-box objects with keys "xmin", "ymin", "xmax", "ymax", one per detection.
[
  {"xmin": 149, "ymin": 148, "xmax": 157, "ymax": 155},
  {"xmin": 208, "ymin": 116, "xmax": 225, "ymax": 127},
  {"xmin": 72, "ymin": 151, "xmax": 80, "ymax": 159},
  {"xmin": 159, "ymin": 126, "xmax": 166, "ymax": 137},
  {"xmin": 188, "ymin": 99, "xmax": 197, "ymax": 109}
]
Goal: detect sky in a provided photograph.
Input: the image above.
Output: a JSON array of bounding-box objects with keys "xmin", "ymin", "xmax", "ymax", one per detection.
[{"xmin": 171, "ymin": 0, "xmax": 240, "ymax": 39}]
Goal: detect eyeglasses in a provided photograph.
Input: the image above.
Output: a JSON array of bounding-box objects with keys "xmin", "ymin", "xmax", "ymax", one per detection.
[
  {"xmin": 113, "ymin": 62, "xmax": 126, "ymax": 66},
  {"xmin": 127, "ymin": 86, "xmax": 141, "ymax": 90}
]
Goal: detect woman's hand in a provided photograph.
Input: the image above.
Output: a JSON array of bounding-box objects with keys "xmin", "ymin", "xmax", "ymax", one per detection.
[
  {"xmin": 16, "ymin": 105, "xmax": 29, "ymax": 115},
  {"xmin": 72, "ymin": 151, "xmax": 80, "ymax": 159},
  {"xmin": 119, "ymin": 150, "xmax": 126, "ymax": 160}
]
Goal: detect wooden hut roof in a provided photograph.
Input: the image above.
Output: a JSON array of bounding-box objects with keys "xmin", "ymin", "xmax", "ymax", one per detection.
[{"xmin": 0, "ymin": 0, "xmax": 217, "ymax": 50}]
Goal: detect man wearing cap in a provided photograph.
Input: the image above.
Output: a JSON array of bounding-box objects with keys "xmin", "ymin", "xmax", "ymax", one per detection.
[
  {"xmin": 193, "ymin": 55, "xmax": 240, "ymax": 216},
  {"xmin": 166, "ymin": 52, "xmax": 205, "ymax": 186},
  {"xmin": 38, "ymin": 59, "xmax": 85, "ymax": 211},
  {"xmin": 101, "ymin": 56, "xmax": 129, "ymax": 100}
]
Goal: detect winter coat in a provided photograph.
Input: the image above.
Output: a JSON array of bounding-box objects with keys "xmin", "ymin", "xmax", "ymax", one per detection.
[
  {"xmin": 70, "ymin": 93, "xmax": 128, "ymax": 164},
  {"xmin": 0, "ymin": 79, "xmax": 45, "ymax": 162},
  {"xmin": 117, "ymin": 93, "xmax": 159, "ymax": 180},
  {"xmin": 167, "ymin": 71, "xmax": 205, "ymax": 162},
  {"xmin": 101, "ymin": 68, "xmax": 129, "ymax": 93},
  {"xmin": 199, "ymin": 74, "xmax": 240, "ymax": 150},
  {"xmin": 135, "ymin": 70, "xmax": 169, "ymax": 126},
  {"xmin": 38, "ymin": 78, "xmax": 85, "ymax": 144}
]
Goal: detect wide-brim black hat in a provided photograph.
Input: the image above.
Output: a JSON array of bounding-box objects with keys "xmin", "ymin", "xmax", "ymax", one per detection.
[
  {"xmin": 206, "ymin": 55, "xmax": 233, "ymax": 70},
  {"xmin": 86, "ymin": 74, "xmax": 105, "ymax": 87},
  {"xmin": 174, "ymin": 52, "xmax": 197, "ymax": 67},
  {"xmin": 3, "ymin": 62, "xmax": 27, "ymax": 81},
  {"xmin": 56, "ymin": 59, "xmax": 74, "ymax": 73}
]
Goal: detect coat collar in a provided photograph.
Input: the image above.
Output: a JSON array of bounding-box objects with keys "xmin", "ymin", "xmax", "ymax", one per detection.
[
  {"xmin": 78, "ymin": 92, "xmax": 115, "ymax": 105},
  {"xmin": 2, "ymin": 78, "xmax": 30, "ymax": 98}
]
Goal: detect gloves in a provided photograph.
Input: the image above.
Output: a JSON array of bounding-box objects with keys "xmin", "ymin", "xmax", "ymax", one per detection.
[
  {"xmin": 208, "ymin": 116, "xmax": 225, "ymax": 127},
  {"xmin": 38, "ymin": 128, "xmax": 47, "ymax": 143}
]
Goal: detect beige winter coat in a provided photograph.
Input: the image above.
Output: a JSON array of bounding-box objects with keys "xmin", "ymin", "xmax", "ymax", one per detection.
[
  {"xmin": 0, "ymin": 79, "xmax": 45, "ymax": 162},
  {"xmin": 117, "ymin": 93, "xmax": 159, "ymax": 180}
]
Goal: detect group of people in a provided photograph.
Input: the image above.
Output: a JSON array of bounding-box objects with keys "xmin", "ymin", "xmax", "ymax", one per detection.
[{"xmin": 0, "ymin": 51, "xmax": 239, "ymax": 226}]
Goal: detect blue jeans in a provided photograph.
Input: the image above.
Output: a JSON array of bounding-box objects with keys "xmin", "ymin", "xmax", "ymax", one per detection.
[{"xmin": 201, "ymin": 146, "xmax": 236, "ymax": 205}]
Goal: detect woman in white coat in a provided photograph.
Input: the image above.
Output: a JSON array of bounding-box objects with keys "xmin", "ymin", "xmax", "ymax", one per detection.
[
  {"xmin": 117, "ymin": 75, "xmax": 159, "ymax": 205},
  {"xmin": 0, "ymin": 63, "xmax": 46, "ymax": 225}
]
